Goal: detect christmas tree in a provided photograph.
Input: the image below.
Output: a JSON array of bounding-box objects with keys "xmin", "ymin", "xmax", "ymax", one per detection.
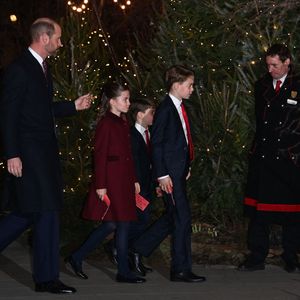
[
  {"xmin": 122, "ymin": 0, "xmax": 300, "ymax": 227},
  {"xmin": 50, "ymin": 8, "xmax": 115, "ymax": 244}
]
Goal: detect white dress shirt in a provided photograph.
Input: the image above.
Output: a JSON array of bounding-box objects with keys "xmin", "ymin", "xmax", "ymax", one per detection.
[
  {"xmin": 169, "ymin": 93, "xmax": 189, "ymax": 144},
  {"xmin": 273, "ymin": 73, "xmax": 287, "ymax": 90},
  {"xmin": 135, "ymin": 122, "xmax": 149, "ymax": 144}
]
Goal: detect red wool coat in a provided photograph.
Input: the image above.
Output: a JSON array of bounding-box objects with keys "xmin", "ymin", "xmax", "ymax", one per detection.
[{"xmin": 83, "ymin": 112, "xmax": 137, "ymax": 221}]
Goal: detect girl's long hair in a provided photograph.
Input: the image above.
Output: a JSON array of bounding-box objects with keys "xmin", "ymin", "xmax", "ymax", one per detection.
[{"xmin": 97, "ymin": 81, "xmax": 130, "ymax": 121}]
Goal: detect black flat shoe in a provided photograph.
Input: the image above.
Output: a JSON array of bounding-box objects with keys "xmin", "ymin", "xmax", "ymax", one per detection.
[
  {"xmin": 116, "ymin": 273, "xmax": 146, "ymax": 283},
  {"xmin": 35, "ymin": 280, "xmax": 76, "ymax": 294},
  {"xmin": 170, "ymin": 271, "xmax": 206, "ymax": 283},
  {"xmin": 141, "ymin": 261, "xmax": 153, "ymax": 273},
  {"xmin": 237, "ymin": 261, "xmax": 265, "ymax": 272},
  {"xmin": 129, "ymin": 252, "xmax": 146, "ymax": 276},
  {"xmin": 65, "ymin": 256, "xmax": 88, "ymax": 279}
]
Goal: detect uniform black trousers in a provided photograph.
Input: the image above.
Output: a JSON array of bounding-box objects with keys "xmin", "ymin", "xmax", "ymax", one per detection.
[{"xmin": 247, "ymin": 217, "xmax": 300, "ymax": 264}]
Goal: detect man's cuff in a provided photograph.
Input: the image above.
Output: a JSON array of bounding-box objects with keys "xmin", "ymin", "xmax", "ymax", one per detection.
[{"xmin": 158, "ymin": 175, "xmax": 169, "ymax": 180}]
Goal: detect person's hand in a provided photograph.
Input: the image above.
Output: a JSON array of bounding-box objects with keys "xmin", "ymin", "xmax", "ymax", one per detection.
[
  {"xmin": 135, "ymin": 182, "xmax": 140, "ymax": 194},
  {"xmin": 155, "ymin": 186, "xmax": 163, "ymax": 197},
  {"xmin": 158, "ymin": 176, "xmax": 173, "ymax": 194},
  {"xmin": 96, "ymin": 188, "xmax": 107, "ymax": 201},
  {"xmin": 75, "ymin": 93, "xmax": 93, "ymax": 111},
  {"xmin": 7, "ymin": 157, "xmax": 22, "ymax": 177}
]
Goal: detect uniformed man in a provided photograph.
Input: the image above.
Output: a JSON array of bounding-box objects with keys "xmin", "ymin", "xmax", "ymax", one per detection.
[{"xmin": 239, "ymin": 44, "xmax": 300, "ymax": 273}]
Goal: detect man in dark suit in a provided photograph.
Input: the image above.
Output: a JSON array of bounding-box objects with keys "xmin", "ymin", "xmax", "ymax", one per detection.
[
  {"xmin": 239, "ymin": 44, "xmax": 300, "ymax": 273},
  {"xmin": 145, "ymin": 65, "xmax": 206, "ymax": 282},
  {"xmin": 0, "ymin": 18, "xmax": 92, "ymax": 294}
]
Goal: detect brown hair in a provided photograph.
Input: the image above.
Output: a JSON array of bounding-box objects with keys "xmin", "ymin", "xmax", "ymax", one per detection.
[
  {"xmin": 165, "ymin": 65, "xmax": 194, "ymax": 92},
  {"xmin": 265, "ymin": 44, "xmax": 291, "ymax": 63},
  {"xmin": 97, "ymin": 81, "xmax": 130, "ymax": 120},
  {"xmin": 129, "ymin": 98, "xmax": 154, "ymax": 125}
]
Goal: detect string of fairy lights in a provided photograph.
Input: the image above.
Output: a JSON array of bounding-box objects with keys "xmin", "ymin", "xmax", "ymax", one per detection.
[{"xmin": 67, "ymin": 0, "xmax": 132, "ymax": 12}]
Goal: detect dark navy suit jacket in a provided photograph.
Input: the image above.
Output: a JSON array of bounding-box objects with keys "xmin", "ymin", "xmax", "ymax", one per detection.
[
  {"xmin": 0, "ymin": 49, "xmax": 76, "ymax": 212},
  {"xmin": 151, "ymin": 95, "xmax": 190, "ymax": 180},
  {"xmin": 130, "ymin": 126, "xmax": 152, "ymax": 201}
]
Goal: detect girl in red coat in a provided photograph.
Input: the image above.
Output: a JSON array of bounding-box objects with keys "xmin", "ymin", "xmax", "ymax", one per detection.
[{"xmin": 65, "ymin": 82, "xmax": 145, "ymax": 283}]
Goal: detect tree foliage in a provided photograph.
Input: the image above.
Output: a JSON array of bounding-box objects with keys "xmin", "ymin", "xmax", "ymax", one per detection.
[{"xmin": 123, "ymin": 0, "xmax": 300, "ymax": 226}]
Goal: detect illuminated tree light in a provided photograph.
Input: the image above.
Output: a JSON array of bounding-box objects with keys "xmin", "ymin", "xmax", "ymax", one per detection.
[
  {"xmin": 10, "ymin": 15, "xmax": 17, "ymax": 22},
  {"xmin": 68, "ymin": 0, "xmax": 89, "ymax": 13}
]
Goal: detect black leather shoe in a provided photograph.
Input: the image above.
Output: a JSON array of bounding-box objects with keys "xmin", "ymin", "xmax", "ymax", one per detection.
[
  {"xmin": 116, "ymin": 273, "xmax": 146, "ymax": 283},
  {"xmin": 103, "ymin": 241, "xmax": 118, "ymax": 265},
  {"xmin": 284, "ymin": 262, "xmax": 297, "ymax": 273},
  {"xmin": 140, "ymin": 261, "xmax": 153, "ymax": 273},
  {"xmin": 129, "ymin": 252, "xmax": 146, "ymax": 276},
  {"xmin": 282, "ymin": 260, "xmax": 300, "ymax": 273},
  {"xmin": 170, "ymin": 271, "xmax": 206, "ymax": 283},
  {"xmin": 35, "ymin": 280, "xmax": 76, "ymax": 294},
  {"xmin": 237, "ymin": 261, "xmax": 265, "ymax": 271},
  {"xmin": 65, "ymin": 256, "xmax": 88, "ymax": 279}
]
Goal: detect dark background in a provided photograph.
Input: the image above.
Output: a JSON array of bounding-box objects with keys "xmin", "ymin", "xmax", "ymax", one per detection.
[{"xmin": 0, "ymin": 0, "xmax": 162, "ymax": 70}]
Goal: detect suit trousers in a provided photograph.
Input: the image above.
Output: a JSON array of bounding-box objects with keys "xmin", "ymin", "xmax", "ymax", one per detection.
[
  {"xmin": 247, "ymin": 217, "xmax": 300, "ymax": 264},
  {"xmin": 132, "ymin": 199, "xmax": 172, "ymax": 257},
  {"xmin": 133, "ymin": 176, "xmax": 192, "ymax": 273},
  {"xmin": 169, "ymin": 176, "xmax": 192, "ymax": 273},
  {"xmin": 72, "ymin": 221, "xmax": 131, "ymax": 276},
  {"xmin": 0, "ymin": 210, "xmax": 59, "ymax": 283},
  {"xmin": 128, "ymin": 205, "xmax": 151, "ymax": 244}
]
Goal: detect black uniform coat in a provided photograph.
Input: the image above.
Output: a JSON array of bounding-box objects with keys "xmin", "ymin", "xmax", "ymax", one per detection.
[
  {"xmin": 244, "ymin": 71, "xmax": 300, "ymax": 222},
  {"xmin": 0, "ymin": 50, "xmax": 76, "ymax": 213}
]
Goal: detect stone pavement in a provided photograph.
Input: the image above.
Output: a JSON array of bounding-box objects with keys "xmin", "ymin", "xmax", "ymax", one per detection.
[{"xmin": 1, "ymin": 238, "xmax": 300, "ymax": 300}]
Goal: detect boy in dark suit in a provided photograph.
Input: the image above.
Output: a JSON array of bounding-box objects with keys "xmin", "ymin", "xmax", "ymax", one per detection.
[
  {"xmin": 127, "ymin": 99, "xmax": 156, "ymax": 275},
  {"xmin": 148, "ymin": 65, "xmax": 205, "ymax": 282}
]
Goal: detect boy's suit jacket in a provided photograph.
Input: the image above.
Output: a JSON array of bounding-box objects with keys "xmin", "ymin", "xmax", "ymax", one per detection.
[
  {"xmin": 130, "ymin": 126, "xmax": 152, "ymax": 200},
  {"xmin": 151, "ymin": 95, "xmax": 190, "ymax": 180}
]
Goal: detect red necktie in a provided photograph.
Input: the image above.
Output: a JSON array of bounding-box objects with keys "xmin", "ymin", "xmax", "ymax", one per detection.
[
  {"xmin": 181, "ymin": 104, "xmax": 194, "ymax": 161},
  {"xmin": 275, "ymin": 80, "xmax": 282, "ymax": 94},
  {"xmin": 145, "ymin": 129, "xmax": 151, "ymax": 152}
]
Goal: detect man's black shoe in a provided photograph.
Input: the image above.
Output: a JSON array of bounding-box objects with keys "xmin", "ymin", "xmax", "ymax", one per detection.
[
  {"xmin": 116, "ymin": 273, "xmax": 146, "ymax": 283},
  {"xmin": 170, "ymin": 271, "xmax": 206, "ymax": 283},
  {"xmin": 129, "ymin": 252, "xmax": 146, "ymax": 276},
  {"xmin": 65, "ymin": 256, "xmax": 88, "ymax": 279},
  {"xmin": 237, "ymin": 261, "xmax": 265, "ymax": 271},
  {"xmin": 35, "ymin": 280, "xmax": 76, "ymax": 294},
  {"xmin": 141, "ymin": 261, "xmax": 153, "ymax": 273},
  {"xmin": 282, "ymin": 260, "xmax": 300, "ymax": 273},
  {"xmin": 103, "ymin": 241, "xmax": 118, "ymax": 265}
]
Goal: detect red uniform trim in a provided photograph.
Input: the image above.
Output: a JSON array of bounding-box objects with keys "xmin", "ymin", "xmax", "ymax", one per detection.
[
  {"xmin": 244, "ymin": 197, "xmax": 257, "ymax": 207},
  {"xmin": 244, "ymin": 197, "xmax": 300, "ymax": 212}
]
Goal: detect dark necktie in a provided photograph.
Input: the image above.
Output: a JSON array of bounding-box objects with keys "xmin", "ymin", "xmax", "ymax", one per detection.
[
  {"xmin": 181, "ymin": 103, "xmax": 194, "ymax": 161},
  {"xmin": 275, "ymin": 80, "xmax": 282, "ymax": 94},
  {"xmin": 42, "ymin": 60, "xmax": 48, "ymax": 78}
]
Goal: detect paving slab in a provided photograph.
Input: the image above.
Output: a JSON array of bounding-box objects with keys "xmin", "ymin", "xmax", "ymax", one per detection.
[{"xmin": 1, "ymin": 240, "xmax": 300, "ymax": 299}]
